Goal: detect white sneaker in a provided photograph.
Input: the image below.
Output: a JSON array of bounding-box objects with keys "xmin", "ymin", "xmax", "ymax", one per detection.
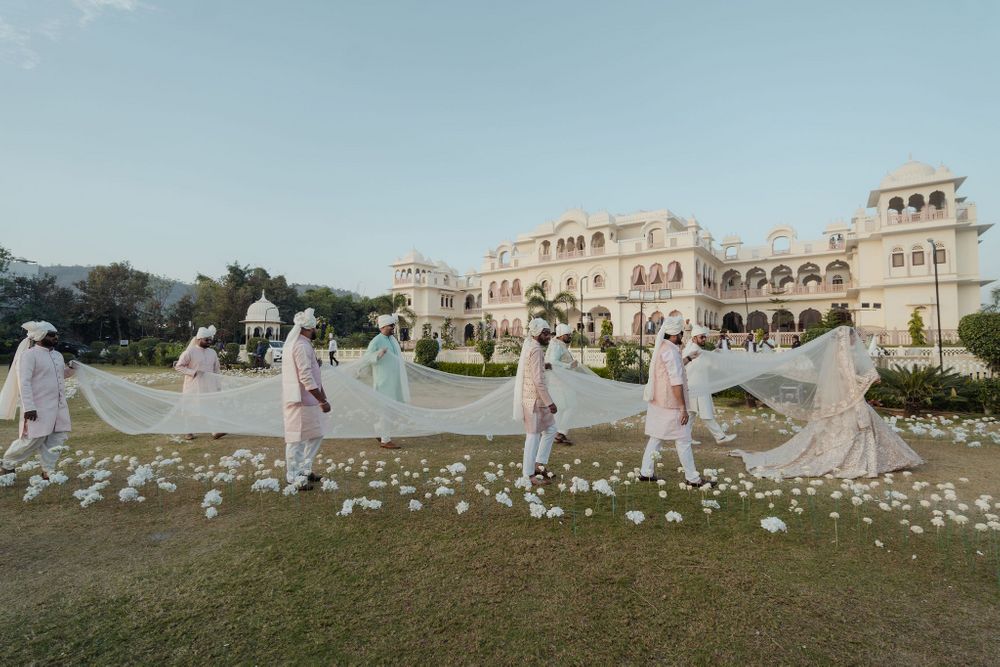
[
  {"xmin": 690, "ymin": 439, "xmax": 702, "ymax": 445},
  {"xmin": 716, "ymin": 433, "xmax": 737, "ymax": 444}
]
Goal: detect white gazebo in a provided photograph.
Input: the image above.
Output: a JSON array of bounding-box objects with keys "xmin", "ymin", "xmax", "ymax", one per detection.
[{"xmin": 240, "ymin": 291, "xmax": 284, "ymax": 341}]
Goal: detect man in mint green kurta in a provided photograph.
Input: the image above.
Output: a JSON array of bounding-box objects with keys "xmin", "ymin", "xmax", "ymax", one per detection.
[{"xmin": 362, "ymin": 314, "xmax": 410, "ymax": 448}]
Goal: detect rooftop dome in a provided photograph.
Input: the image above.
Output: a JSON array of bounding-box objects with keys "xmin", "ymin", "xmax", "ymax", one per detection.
[
  {"xmin": 880, "ymin": 160, "xmax": 945, "ymax": 188},
  {"xmin": 243, "ymin": 291, "xmax": 282, "ymax": 323}
]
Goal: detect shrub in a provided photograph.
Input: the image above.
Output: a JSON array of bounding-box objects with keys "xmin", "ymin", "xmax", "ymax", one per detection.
[
  {"xmin": 958, "ymin": 312, "xmax": 1000, "ymax": 374},
  {"xmin": 876, "ymin": 364, "xmax": 969, "ymax": 415},
  {"xmin": 908, "ymin": 309, "xmax": 927, "ymax": 346},
  {"xmin": 222, "ymin": 343, "xmax": 241, "ymax": 365},
  {"xmin": 340, "ymin": 332, "xmax": 374, "ymax": 349},
  {"xmin": 600, "ymin": 319, "xmax": 613, "ymax": 338},
  {"xmin": 414, "ymin": 337, "xmax": 440, "ymax": 367},
  {"xmin": 435, "ymin": 362, "xmax": 518, "ymax": 377},
  {"xmin": 800, "ymin": 326, "xmax": 831, "ymax": 345},
  {"xmin": 605, "ymin": 342, "xmax": 640, "ymax": 381},
  {"xmin": 475, "ymin": 339, "xmax": 496, "ymax": 366},
  {"xmin": 89, "ymin": 341, "xmax": 106, "ymax": 353},
  {"xmin": 968, "ymin": 377, "xmax": 1000, "ymax": 415}
]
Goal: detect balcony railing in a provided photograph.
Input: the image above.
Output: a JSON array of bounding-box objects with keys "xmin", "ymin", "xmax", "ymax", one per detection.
[
  {"xmin": 538, "ymin": 253, "xmax": 552, "ymax": 262},
  {"xmin": 719, "ymin": 280, "xmax": 855, "ymax": 299},
  {"xmin": 887, "ymin": 207, "xmax": 947, "ymax": 225},
  {"xmin": 591, "ymin": 246, "xmax": 605, "ymax": 256},
  {"xmin": 486, "ymin": 295, "xmax": 523, "ymax": 305}
]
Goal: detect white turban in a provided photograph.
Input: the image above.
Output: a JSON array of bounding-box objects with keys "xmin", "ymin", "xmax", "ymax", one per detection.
[
  {"xmin": 377, "ymin": 314, "xmax": 397, "ymax": 329},
  {"xmin": 294, "ymin": 309, "xmax": 318, "ymax": 329},
  {"xmin": 23, "ymin": 321, "xmax": 57, "ymax": 342},
  {"xmin": 691, "ymin": 325, "xmax": 710, "ymax": 338},
  {"xmin": 527, "ymin": 318, "xmax": 551, "ymax": 337},
  {"xmin": 662, "ymin": 315, "xmax": 684, "ymax": 336},
  {"xmin": 555, "ymin": 323, "xmax": 573, "ymax": 337},
  {"xmin": 196, "ymin": 325, "xmax": 217, "ymax": 340}
]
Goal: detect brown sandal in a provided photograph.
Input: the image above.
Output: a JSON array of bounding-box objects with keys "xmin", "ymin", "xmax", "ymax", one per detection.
[
  {"xmin": 554, "ymin": 433, "xmax": 574, "ymax": 446},
  {"xmin": 380, "ymin": 441, "xmax": 401, "ymax": 449}
]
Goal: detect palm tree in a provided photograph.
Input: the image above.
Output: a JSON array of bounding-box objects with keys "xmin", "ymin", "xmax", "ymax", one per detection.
[
  {"xmin": 524, "ymin": 282, "xmax": 576, "ymax": 324},
  {"xmin": 391, "ymin": 293, "xmax": 418, "ymax": 330}
]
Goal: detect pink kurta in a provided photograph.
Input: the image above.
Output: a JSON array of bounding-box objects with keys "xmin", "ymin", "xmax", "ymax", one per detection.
[
  {"xmin": 174, "ymin": 346, "xmax": 222, "ymax": 393},
  {"xmin": 281, "ymin": 335, "xmax": 324, "ymax": 442},
  {"xmin": 521, "ymin": 339, "xmax": 555, "ymax": 434},
  {"xmin": 17, "ymin": 345, "xmax": 74, "ymax": 439},
  {"xmin": 644, "ymin": 340, "xmax": 692, "ymax": 441}
]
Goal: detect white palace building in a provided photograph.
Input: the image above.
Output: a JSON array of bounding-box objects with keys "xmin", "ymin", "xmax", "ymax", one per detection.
[{"xmin": 390, "ymin": 160, "xmax": 993, "ymax": 346}]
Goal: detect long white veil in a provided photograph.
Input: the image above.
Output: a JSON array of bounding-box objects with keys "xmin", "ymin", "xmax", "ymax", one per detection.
[{"xmin": 71, "ymin": 327, "xmax": 874, "ymax": 439}]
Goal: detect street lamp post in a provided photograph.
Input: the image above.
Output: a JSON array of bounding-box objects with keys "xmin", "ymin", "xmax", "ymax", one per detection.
[
  {"xmin": 617, "ymin": 289, "xmax": 672, "ymax": 384},
  {"xmin": 927, "ymin": 237, "xmax": 944, "ymax": 370},
  {"xmin": 579, "ymin": 275, "xmax": 589, "ymax": 359}
]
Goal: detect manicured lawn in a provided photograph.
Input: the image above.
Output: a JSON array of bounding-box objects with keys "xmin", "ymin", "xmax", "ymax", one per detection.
[{"xmin": 2, "ymin": 366, "xmax": 999, "ymax": 665}]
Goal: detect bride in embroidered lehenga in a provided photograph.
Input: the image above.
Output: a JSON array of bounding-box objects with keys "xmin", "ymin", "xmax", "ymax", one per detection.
[{"xmin": 725, "ymin": 327, "xmax": 923, "ymax": 479}]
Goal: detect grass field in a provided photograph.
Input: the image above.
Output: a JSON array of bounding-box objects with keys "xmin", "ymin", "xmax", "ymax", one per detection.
[{"xmin": 2, "ymin": 366, "xmax": 1000, "ymax": 665}]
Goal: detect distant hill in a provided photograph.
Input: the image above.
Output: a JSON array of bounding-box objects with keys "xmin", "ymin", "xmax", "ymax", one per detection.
[{"xmin": 39, "ymin": 265, "xmax": 356, "ymax": 306}]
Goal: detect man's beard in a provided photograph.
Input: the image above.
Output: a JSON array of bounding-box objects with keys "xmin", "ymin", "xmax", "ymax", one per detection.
[{"xmin": 199, "ymin": 340, "xmax": 212, "ymax": 348}]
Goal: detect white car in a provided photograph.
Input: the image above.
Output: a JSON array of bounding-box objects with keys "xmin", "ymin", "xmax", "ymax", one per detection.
[{"xmin": 268, "ymin": 340, "xmax": 284, "ymax": 363}]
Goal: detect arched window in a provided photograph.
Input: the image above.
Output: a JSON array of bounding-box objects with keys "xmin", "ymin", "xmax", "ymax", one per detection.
[
  {"xmin": 465, "ymin": 295, "xmax": 475, "ymax": 310},
  {"xmin": 725, "ymin": 245, "xmax": 738, "ymax": 259},
  {"xmin": 934, "ymin": 243, "xmax": 946, "ymax": 264},
  {"xmin": 576, "ymin": 235, "xmax": 585, "ymax": 252},
  {"xmin": 556, "ymin": 239, "xmax": 565, "ymax": 254},
  {"xmin": 540, "ymin": 240, "xmax": 551, "ymax": 256},
  {"xmin": 647, "ymin": 228, "xmax": 662, "ymax": 247},
  {"xmin": 747, "ymin": 311, "xmax": 768, "ymax": 331},
  {"xmin": 499, "ymin": 319, "xmax": 510, "ymax": 336},
  {"xmin": 798, "ymin": 308, "xmax": 821, "ymax": 331},
  {"xmin": 888, "ymin": 196, "xmax": 905, "ymax": 213},
  {"xmin": 566, "ymin": 276, "xmax": 576, "ymax": 290},
  {"xmin": 488, "ymin": 281, "xmax": 497, "ymax": 300},
  {"xmin": 593, "ymin": 274, "xmax": 605, "ymax": 288},
  {"xmin": 590, "ymin": 232, "xmax": 605, "ymax": 251},
  {"xmin": 499, "ymin": 280, "xmax": 511, "ymax": 297},
  {"xmin": 891, "ymin": 247, "xmax": 904, "ymax": 268},
  {"xmin": 665, "ymin": 261, "xmax": 683, "ymax": 283},
  {"xmin": 772, "ymin": 236, "xmax": 791, "ymax": 254},
  {"xmin": 911, "ymin": 246, "xmax": 925, "ymax": 266},
  {"xmin": 831, "ymin": 274, "xmax": 844, "ymax": 286},
  {"xmin": 928, "ymin": 190, "xmax": 946, "ymax": 212},
  {"xmin": 253, "ymin": 327, "xmax": 262, "ymax": 337},
  {"xmin": 540, "ymin": 279, "xmax": 549, "ymax": 294},
  {"xmin": 631, "ymin": 265, "xmax": 647, "ymax": 287},
  {"xmin": 648, "ymin": 263, "xmax": 665, "ymax": 286},
  {"xmin": 511, "ymin": 279, "xmax": 522, "ymax": 297},
  {"xmin": 907, "ymin": 193, "xmax": 925, "ymax": 212},
  {"xmin": 512, "ymin": 318, "xmax": 523, "ymax": 336}
]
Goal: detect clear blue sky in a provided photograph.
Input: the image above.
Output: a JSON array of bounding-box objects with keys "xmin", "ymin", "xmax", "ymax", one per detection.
[{"xmin": 1, "ymin": 1, "xmax": 998, "ymax": 300}]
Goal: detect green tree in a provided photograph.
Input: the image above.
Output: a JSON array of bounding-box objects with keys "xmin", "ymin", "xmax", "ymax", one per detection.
[
  {"xmin": 391, "ymin": 293, "xmax": 417, "ymax": 330},
  {"xmin": 524, "ymin": 282, "xmax": 576, "ymax": 324},
  {"xmin": 908, "ymin": 308, "xmax": 927, "ymax": 346},
  {"xmin": 75, "ymin": 262, "xmax": 152, "ymax": 342},
  {"xmin": 0, "ymin": 245, "xmax": 11, "ymax": 275},
  {"xmin": 958, "ymin": 312, "xmax": 1000, "ymax": 374},
  {"xmin": 0, "ymin": 274, "xmax": 77, "ymax": 339}
]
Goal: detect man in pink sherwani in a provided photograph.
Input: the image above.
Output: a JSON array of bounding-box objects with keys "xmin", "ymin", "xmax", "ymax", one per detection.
[
  {"xmin": 282, "ymin": 308, "xmax": 330, "ymax": 491},
  {"xmin": 174, "ymin": 324, "xmax": 225, "ymax": 440},
  {"xmin": 513, "ymin": 318, "xmax": 558, "ymax": 487},
  {"xmin": 639, "ymin": 315, "xmax": 714, "ymax": 488},
  {"xmin": 0, "ymin": 321, "xmax": 75, "ymax": 479}
]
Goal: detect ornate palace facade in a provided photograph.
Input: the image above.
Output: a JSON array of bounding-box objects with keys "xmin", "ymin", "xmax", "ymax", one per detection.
[{"xmin": 390, "ymin": 160, "xmax": 993, "ymax": 344}]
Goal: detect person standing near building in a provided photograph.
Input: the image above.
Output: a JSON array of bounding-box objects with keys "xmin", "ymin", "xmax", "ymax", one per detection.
[
  {"xmin": 638, "ymin": 315, "xmax": 714, "ymax": 488},
  {"xmin": 514, "ymin": 319, "xmax": 558, "ymax": 486},
  {"xmin": 0, "ymin": 321, "xmax": 75, "ymax": 479},
  {"xmin": 682, "ymin": 325, "xmax": 737, "ymax": 445},
  {"xmin": 361, "ymin": 314, "xmax": 409, "ymax": 449},
  {"xmin": 174, "ymin": 325, "xmax": 225, "ymax": 441},
  {"xmin": 328, "ymin": 335, "xmax": 339, "ymax": 366},
  {"xmin": 545, "ymin": 323, "xmax": 580, "ymax": 446},
  {"xmin": 282, "ymin": 308, "xmax": 330, "ymax": 490}
]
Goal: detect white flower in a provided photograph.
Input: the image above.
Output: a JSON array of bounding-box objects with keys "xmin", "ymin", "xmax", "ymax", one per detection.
[
  {"xmin": 875, "ymin": 539, "xmax": 884, "ymax": 548},
  {"xmin": 368, "ymin": 480, "xmax": 387, "ymax": 489},
  {"xmin": 584, "ymin": 508, "xmax": 593, "ymax": 517},
  {"xmin": 760, "ymin": 516, "xmax": 787, "ymax": 533},
  {"xmin": 398, "ymin": 485, "xmax": 416, "ymax": 495},
  {"xmin": 446, "ymin": 462, "xmax": 467, "ymax": 476},
  {"xmin": 495, "ymin": 491, "xmax": 513, "ymax": 507},
  {"xmin": 665, "ymin": 511, "xmax": 683, "ymax": 523},
  {"xmin": 322, "ymin": 479, "xmax": 339, "ymax": 492},
  {"xmin": 409, "ymin": 499, "xmax": 423, "ymax": 511},
  {"xmin": 435, "ymin": 486, "xmax": 455, "ymax": 497},
  {"xmin": 546, "ymin": 506, "xmax": 564, "ymax": 518},
  {"xmin": 118, "ymin": 487, "xmax": 145, "ymax": 503},
  {"xmin": 251, "ymin": 478, "xmax": 281, "ymax": 493},
  {"xmin": 0, "ymin": 472, "xmax": 15, "ymax": 487},
  {"xmin": 157, "ymin": 481, "xmax": 177, "ymax": 492},
  {"xmin": 625, "ymin": 510, "xmax": 645, "ymax": 525},
  {"xmin": 658, "ymin": 490, "xmax": 668, "ymax": 499},
  {"xmin": 529, "ymin": 503, "xmax": 546, "ymax": 519},
  {"xmin": 48, "ymin": 471, "xmax": 69, "ymax": 485},
  {"xmin": 282, "ymin": 483, "xmax": 299, "ymax": 497},
  {"xmin": 829, "ymin": 512, "xmax": 840, "ymax": 520},
  {"xmin": 127, "ymin": 464, "xmax": 154, "ymax": 488},
  {"xmin": 910, "ymin": 525, "xmax": 924, "ymax": 534},
  {"xmin": 205, "ymin": 506, "xmax": 218, "ymax": 519},
  {"xmin": 701, "ymin": 499, "xmax": 720, "ymax": 510},
  {"xmin": 592, "ymin": 479, "xmax": 615, "ymax": 497},
  {"xmin": 201, "ymin": 489, "xmax": 223, "ymax": 508},
  {"xmin": 456, "ymin": 501, "xmax": 470, "ymax": 514}
]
